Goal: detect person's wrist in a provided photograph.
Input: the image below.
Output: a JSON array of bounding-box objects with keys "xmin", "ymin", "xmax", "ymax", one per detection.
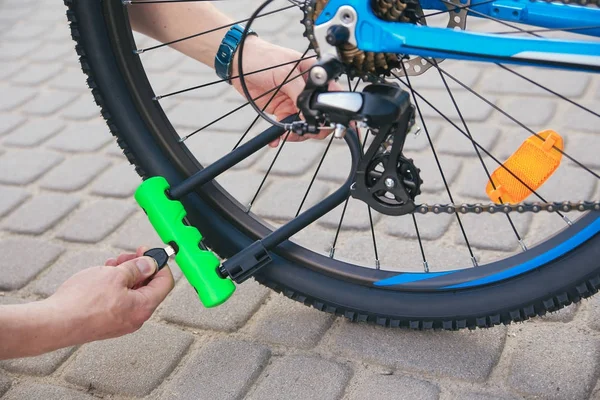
[{"xmin": 230, "ymin": 35, "xmax": 262, "ymax": 79}]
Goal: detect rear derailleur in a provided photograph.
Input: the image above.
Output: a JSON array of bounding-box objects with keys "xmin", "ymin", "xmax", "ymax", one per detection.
[{"xmin": 293, "ymin": 56, "xmax": 422, "ymax": 216}]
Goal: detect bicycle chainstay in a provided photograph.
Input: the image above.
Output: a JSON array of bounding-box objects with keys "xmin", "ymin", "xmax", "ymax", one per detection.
[{"xmin": 414, "ymin": 201, "xmax": 600, "ymax": 215}]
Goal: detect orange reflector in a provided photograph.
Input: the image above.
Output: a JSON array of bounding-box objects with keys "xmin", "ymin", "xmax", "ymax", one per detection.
[{"xmin": 486, "ymin": 130, "xmax": 563, "ymax": 204}]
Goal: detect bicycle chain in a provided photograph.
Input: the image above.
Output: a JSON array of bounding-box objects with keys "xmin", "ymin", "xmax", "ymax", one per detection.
[{"xmin": 414, "ymin": 201, "xmax": 600, "ymax": 215}]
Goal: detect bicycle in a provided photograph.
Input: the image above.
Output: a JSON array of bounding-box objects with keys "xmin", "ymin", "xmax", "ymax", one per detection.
[{"xmin": 63, "ymin": 0, "xmax": 600, "ymax": 329}]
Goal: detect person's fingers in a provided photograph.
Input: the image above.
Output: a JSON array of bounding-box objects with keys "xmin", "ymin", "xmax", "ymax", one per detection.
[
  {"xmin": 136, "ymin": 246, "xmax": 149, "ymax": 258},
  {"xmin": 115, "ymin": 256, "xmax": 158, "ymax": 288},
  {"xmin": 105, "ymin": 258, "xmax": 118, "ymax": 267},
  {"xmin": 136, "ymin": 267, "xmax": 175, "ymax": 308},
  {"xmin": 116, "ymin": 253, "xmax": 138, "ymax": 265}
]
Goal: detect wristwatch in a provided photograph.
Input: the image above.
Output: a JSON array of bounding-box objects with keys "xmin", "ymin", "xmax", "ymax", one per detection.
[{"xmin": 214, "ymin": 24, "xmax": 258, "ymax": 83}]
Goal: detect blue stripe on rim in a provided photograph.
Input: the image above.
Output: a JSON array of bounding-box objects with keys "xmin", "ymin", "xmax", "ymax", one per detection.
[{"xmin": 374, "ymin": 216, "xmax": 600, "ymax": 288}]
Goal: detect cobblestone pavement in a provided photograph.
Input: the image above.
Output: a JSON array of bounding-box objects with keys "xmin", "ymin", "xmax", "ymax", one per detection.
[{"xmin": 1, "ymin": 1, "xmax": 600, "ymax": 399}]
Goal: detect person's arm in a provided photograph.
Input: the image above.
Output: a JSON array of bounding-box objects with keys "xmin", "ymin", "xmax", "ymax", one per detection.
[
  {"xmin": 0, "ymin": 248, "xmax": 174, "ymax": 360},
  {"xmin": 128, "ymin": 3, "xmax": 243, "ymax": 69}
]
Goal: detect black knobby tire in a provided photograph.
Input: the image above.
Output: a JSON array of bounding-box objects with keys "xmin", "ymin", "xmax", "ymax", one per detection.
[{"xmin": 64, "ymin": 0, "xmax": 600, "ymax": 330}]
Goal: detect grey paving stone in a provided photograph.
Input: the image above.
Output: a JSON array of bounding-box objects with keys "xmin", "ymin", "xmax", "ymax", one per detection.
[
  {"xmin": 64, "ymin": 323, "xmax": 193, "ymax": 396},
  {"xmin": 408, "ymin": 63, "xmax": 482, "ymax": 91},
  {"xmin": 403, "ymin": 122, "xmax": 442, "ymax": 152},
  {"xmin": 0, "ymin": 185, "xmax": 30, "ymax": 218},
  {"xmin": 0, "ymin": 374, "xmax": 10, "ymax": 397},
  {"xmin": 585, "ymin": 294, "xmax": 600, "ymax": 331},
  {"xmin": 40, "ymin": 154, "xmax": 111, "ymax": 192},
  {"xmin": 458, "ymin": 156, "xmax": 502, "ymax": 200},
  {"xmin": 57, "ymin": 199, "xmax": 135, "ymax": 243},
  {"xmin": 23, "ymin": 90, "xmax": 79, "ymax": 117},
  {"xmin": 456, "ymin": 213, "xmax": 532, "ymax": 251},
  {"xmin": 345, "ymin": 373, "xmax": 440, "ymax": 400},
  {"xmin": 318, "ymin": 197, "xmax": 382, "ymax": 231},
  {"xmin": 11, "ymin": 63, "xmax": 62, "ymax": 86},
  {"xmin": 482, "ymin": 66, "xmax": 591, "ymax": 98},
  {"xmin": 316, "ymin": 145, "xmax": 353, "ymax": 183},
  {"xmin": 247, "ymin": 294, "xmax": 333, "ymax": 349},
  {"xmin": 27, "ymin": 42, "xmax": 74, "ymax": 63},
  {"xmin": 31, "ymin": 248, "xmax": 116, "ymax": 297},
  {"xmin": 160, "ymin": 279, "xmax": 269, "ymax": 332},
  {"xmin": 326, "ymin": 321, "xmax": 506, "ymax": 381},
  {"xmin": 0, "ymin": 62, "xmax": 22, "ymax": 81},
  {"xmin": 562, "ymin": 101, "xmax": 600, "ymax": 134},
  {"xmin": 443, "ymin": 390, "xmax": 522, "ymax": 400},
  {"xmin": 2, "ymin": 22, "xmax": 48, "ymax": 41},
  {"xmin": 0, "ymin": 41, "xmax": 41, "ymax": 61},
  {"xmin": 0, "ymin": 237, "xmax": 63, "ymax": 290},
  {"xmin": 540, "ymin": 303, "xmax": 578, "ymax": 323},
  {"xmin": 1, "ymin": 382, "xmax": 94, "ymax": 400},
  {"xmin": 417, "ymin": 90, "xmax": 496, "ymax": 122},
  {"xmin": 562, "ymin": 132, "xmax": 600, "ymax": 170},
  {"xmin": 160, "ymin": 339, "xmax": 270, "ymax": 400},
  {"xmin": 500, "ymin": 97, "xmax": 557, "ymax": 127},
  {"xmin": 247, "ymin": 355, "xmax": 350, "ymax": 400},
  {"xmin": 0, "ymin": 149, "xmax": 63, "ymax": 185},
  {"xmin": 111, "ymin": 211, "xmax": 163, "ymax": 253},
  {"xmin": 46, "ymin": 121, "xmax": 112, "ymax": 152},
  {"xmin": 90, "ymin": 162, "xmax": 141, "ymax": 198},
  {"xmin": 0, "ymin": 113, "xmax": 25, "ymax": 137},
  {"xmin": 0, "ymin": 346, "xmax": 75, "ymax": 376},
  {"xmin": 256, "ymin": 140, "xmax": 329, "ymax": 177},
  {"xmin": 214, "ymin": 170, "xmax": 271, "ymax": 206},
  {"xmin": 2, "ymin": 118, "xmax": 65, "ymax": 147},
  {"xmin": 0, "ymin": 84, "xmax": 36, "ymax": 111},
  {"xmin": 507, "ymin": 323, "xmax": 598, "ymax": 400},
  {"xmin": 253, "ymin": 179, "xmax": 330, "ymax": 221},
  {"xmin": 412, "ymin": 152, "xmax": 462, "ymax": 194},
  {"xmin": 384, "ymin": 211, "xmax": 453, "ymax": 240},
  {"xmin": 542, "ymin": 165, "xmax": 597, "ymax": 202},
  {"xmin": 48, "ymin": 68, "xmax": 88, "ymax": 92},
  {"xmin": 61, "ymin": 95, "xmax": 102, "ymax": 121},
  {"xmin": 437, "ymin": 125, "xmax": 499, "ymax": 157},
  {"xmin": 1, "ymin": 192, "xmax": 80, "ymax": 235}
]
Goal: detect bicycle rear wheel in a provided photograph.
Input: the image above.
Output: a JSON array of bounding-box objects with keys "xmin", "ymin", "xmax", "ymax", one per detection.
[{"xmin": 64, "ymin": 0, "xmax": 600, "ymax": 329}]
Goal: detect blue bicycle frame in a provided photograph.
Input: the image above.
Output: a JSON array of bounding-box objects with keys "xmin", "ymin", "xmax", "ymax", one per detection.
[{"xmin": 315, "ymin": 0, "xmax": 600, "ymax": 72}]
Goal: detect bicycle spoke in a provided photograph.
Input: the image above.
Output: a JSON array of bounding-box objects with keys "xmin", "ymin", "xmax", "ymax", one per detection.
[
  {"xmin": 392, "ymin": 71, "xmax": 573, "ymax": 226},
  {"xmin": 399, "ymin": 64, "xmax": 477, "ymax": 267},
  {"xmin": 433, "ymin": 60, "xmax": 525, "ymax": 250},
  {"xmin": 247, "ymin": 129, "xmax": 293, "ymax": 212},
  {"xmin": 155, "ymin": 55, "xmax": 315, "ymax": 100},
  {"xmin": 367, "ymin": 205, "xmax": 380, "ymax": 269},
  {"xmin": 135, "ymin": 5, "xmax": 294, "ymax": 53},
  {"xmin": 328, "ymin": 78, "xmax": 362, "ymax": 259},
  {"xmin": 180, "ymin": 70, "xmax": 308, "ymax": 142},
  {"xmin": 296, "ymin": 133, "xmax": 336, "ymax": 216},
  {"xmin": 412, "ymin": 214, "xmax": 429, "ymax": 272},
  {"xmin": 427, "ymin": 61, "xmax": 600, "ymax": 181},
  {"xmin": 496, "ymin": 64, "xmax": 600, "ymax": 120},
  {"xmin": 234, "ymin": 48, "xmax": 311, "ymax": 150}
]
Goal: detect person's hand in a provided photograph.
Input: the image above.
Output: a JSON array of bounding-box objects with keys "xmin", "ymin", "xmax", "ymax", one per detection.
[
  {"xmin": 231, "ymin": 36, "xmax": 342, "ymax": 147},
  {"xmin": 44, "ymin": 246, "xmax": 174, "ymax": 346}
]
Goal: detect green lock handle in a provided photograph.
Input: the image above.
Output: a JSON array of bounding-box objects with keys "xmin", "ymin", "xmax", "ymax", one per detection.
[{"xmin": 134, "ymin": 176, "xmax": 235, "ymax": 307}]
